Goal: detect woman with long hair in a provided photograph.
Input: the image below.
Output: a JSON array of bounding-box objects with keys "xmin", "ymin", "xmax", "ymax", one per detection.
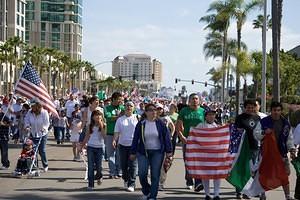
[{"xmin": 81, "ymin": 110, "xmax": 106, "ymax": 191}]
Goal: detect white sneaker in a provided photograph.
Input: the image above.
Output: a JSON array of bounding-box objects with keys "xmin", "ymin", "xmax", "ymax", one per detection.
[
  {"xmin": 43, "ymin": 167, "xmax": 48, "ymax": 172},
  {"xmin": 186, "ymin": 185, "xmax": 193, "ymax": 190},
  {"xmin": 124, "ymin": 181, "xmax": 128, "ymax": 188},
  {"xmin": 127, "ymin": 186, "xmax": 134, "ymax": 192}
]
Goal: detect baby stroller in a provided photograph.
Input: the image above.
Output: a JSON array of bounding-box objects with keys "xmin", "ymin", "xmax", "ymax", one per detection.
[{"xmin": 13, "ymin": 137, "xmax": 43, "ymax": 177}]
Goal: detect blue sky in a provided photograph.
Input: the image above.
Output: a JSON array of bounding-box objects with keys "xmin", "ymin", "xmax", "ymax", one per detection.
[{"xmin": 82, "ymin": 0, "xmax": 300, "ymax": 93}]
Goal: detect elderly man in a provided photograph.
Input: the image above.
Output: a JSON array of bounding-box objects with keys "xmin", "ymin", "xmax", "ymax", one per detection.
[{"xmin": 24, "ymin": 98, "xmax": 50, "ymax": 172}]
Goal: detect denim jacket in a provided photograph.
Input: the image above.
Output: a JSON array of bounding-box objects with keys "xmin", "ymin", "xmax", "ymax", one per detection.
[{"xmin": 130, "ymin": 118, "xmax": 172, "ymax": 156}]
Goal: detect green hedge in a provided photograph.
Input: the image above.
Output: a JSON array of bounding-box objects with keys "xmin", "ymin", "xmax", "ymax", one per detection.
[{"xmin": 281, "ymin": 95, "xmax": 300, "ymax": 104}]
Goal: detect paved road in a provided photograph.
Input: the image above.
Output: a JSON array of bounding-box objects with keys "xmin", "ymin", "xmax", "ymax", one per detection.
[{"xmin": 0, "ymin": 134, "xmax": 297, "ymax": 200}]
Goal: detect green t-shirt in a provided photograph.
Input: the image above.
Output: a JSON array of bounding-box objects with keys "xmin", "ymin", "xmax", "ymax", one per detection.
[
  {"xmin": 104, "ymin": 104, "xmax": 125, "ymax": 135},
  {"xmin": 169, "ymin": 113, "xmax": 179, "ymax": 123},
  {"xmin": 178, "ymin": 106, "xmax": 205, "ymax": 137}
]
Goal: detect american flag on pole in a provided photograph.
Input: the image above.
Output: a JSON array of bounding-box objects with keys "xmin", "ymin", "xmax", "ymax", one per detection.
[
  {"xmin": 185, "ymin": 124, "xmax": 244, "ymax": 179},
  {"xmin": 15, "ymin": 62, "xmax": 58, "ymax": 117}
]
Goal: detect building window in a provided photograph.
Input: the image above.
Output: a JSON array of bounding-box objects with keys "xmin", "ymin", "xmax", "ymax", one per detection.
[
  {"xmin": 51, "ymin": 42, "xmax": 60, "ymax": 50},
  {"xmin": 52, "ymin": 33, "xmax": 60, "ymax": 42},
  {"xmin": 25, "ymin": 31, "xmax": 29, "ymax": 41},
  {"xmin": 26, "ymin": 1, "xmax": 35, "ymax": 10},
  {"xmin": 17, "ymin": 14, "xmax": 20, "ymax": 25},
  {"xmin": 52, "ymin": 24, "xmax": 60, "ymax": 32},
  {"xmin": 17, "ymin": 29, "xmax": 20, "ymax": 37},
  {"xmin": 41, "ymin": 32, "xmax": 46, "ymax": 41},
  {"xmin": 21, "ymin": 16, "xmax": 24, "ymax": 27},
  {"xmin": 17, "ymin": 0, "xmax": 20, "ymax": 12},
  {"xmin": 64, "ymin": 24, "xmax": 71, "ymax": 32},
  {"xmin": 21, "ymin": 31, "xmax": 24, "ymax": 41},
  {"xmin": 22, "ymin": 2, "xmax": 25, "ymax": 14},
  {"xmin": 41, "ymin": 23, "xmax": 46, "ymax": 31},
  {"xmin": 26, "ymin": 11, "xmax": 34, "ymax": 20}
]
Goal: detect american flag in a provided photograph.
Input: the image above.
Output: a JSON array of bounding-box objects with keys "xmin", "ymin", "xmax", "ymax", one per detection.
[
  {"xmin": 15, "ymin": 62, "xmax": 58, "ymax": 117},
  {"xmin": 185, "ymin": 124, "xmax": 244, "ymax": 179}
]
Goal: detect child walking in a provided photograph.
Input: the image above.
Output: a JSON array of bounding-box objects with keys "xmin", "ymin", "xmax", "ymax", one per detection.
[
  {"xmin": 70, "ymin": 118, "xmax": 82, "ymax": 161},
  {"xmin": 80, "ymin": 110, "xmax": 106, "ymax": 191}
]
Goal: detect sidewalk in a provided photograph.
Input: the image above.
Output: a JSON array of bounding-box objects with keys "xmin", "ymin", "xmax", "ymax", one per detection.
[{"xmin": 0, "ymin": 134, "xmax": 296, "ymax": 200}]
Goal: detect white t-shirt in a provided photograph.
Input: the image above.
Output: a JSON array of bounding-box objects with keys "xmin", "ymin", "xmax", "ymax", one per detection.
[
  {"xmin": 65, "ymin": 100, "xmax": 78, "ymax": 118},
  {"xmin": 144, "ymin": 120, "xmax": 160, "ymax": 150},
  {"xmin": 114, "ymin": 114, "xmax": 138, "ymax": 146},
  {"xmin": 293, "ymin": 123, "xmax": 300, "ymax": 145},
  {"xmin": 11, "ymin": 103, "xmax": 22, "ymax": 124}
]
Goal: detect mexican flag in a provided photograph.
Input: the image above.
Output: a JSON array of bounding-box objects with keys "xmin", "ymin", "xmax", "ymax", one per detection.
[
  {"xmin": 242, "ymin": 132, "xmax": 289, "ymax": 197},
  {"xmin": 226, "ymin": 132, "xmax": 252, "ymax": 191}
]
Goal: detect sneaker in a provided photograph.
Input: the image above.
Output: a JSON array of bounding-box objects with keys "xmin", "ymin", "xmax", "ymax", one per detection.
[
  {"xmin": 43, "ymin": 166, "xmax": 48, "ymax": 172},
  {"xmin": 0, "ymin": 165, "xmax": 9, "ymax": 170},
  {"xmin": 127, "ymin": 186, "xmax": 135, "ymax": 192},
  {"xmin": 158, "ymin": 185, "xmax": 164, "ymax": 191},
  {"xmin": 242, "ymin": 194, "xmax": 251, "ymax": 199},
  {"xmin": 123, "ymin": 181, "xmax": 128, "ymax": 188},
  {"xmin": 87, "ymin": 187, "xmax": 93, "ymax": 191},
  {"xmin": 205, "ymin": 195, "xmax": 212, "ymax": 200},
  {"xmin": 213, "ymin": 196, "xmax": 220, "ymax": 200},
  {"xmin": 114, "ymin": 175, "xmax": 120, "ymax": 179},
  {"xmin": 194, "ymin": 183, "xmax": 204, "ymax": 192},
  {"xmin": 186, "ymin": 185, "xmax": 193, "ymax": 190},
  {"xmin": 236, "ymin": 193, "xmax": 242, "ymax": 199},
  {"xmin": 259, "ymin": 193, "xmax": 266, "ymax": 200},
  {"xmin": 97, "ymin": 178, "xmax": 103, "ymax": 185},
  {"xmin": 139, "ymin": 195, "xmax": 149, "ymax": 200}
]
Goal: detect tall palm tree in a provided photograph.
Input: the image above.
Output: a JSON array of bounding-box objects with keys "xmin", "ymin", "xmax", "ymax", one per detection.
[
  {"xmin": 43, "ymin": 48, "xmax": 60, "ymax": 92},
  {"xmin": 231, "ymin": 0, "xmax": 263, "ymax": 114},
  {"xmin": 6, "ymin": 36, "xmax": 24, "ymax": 85},
  {"xmin": 272, "ymin": 0, "xmax": 280, "ymax": 101},
  {"xmin": 0, "ymin": 43, "xmax": 12, "ymax": 94},
  {"xmin": 253, "ymin": 14, "xmax": 272, "ymax": 45},
  {"xmin": 200, "ymin": 0, "xmax": 236, "ymax": 102}
]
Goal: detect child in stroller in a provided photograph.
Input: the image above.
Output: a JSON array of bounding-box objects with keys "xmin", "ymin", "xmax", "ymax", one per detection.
[{"xmin": 14, "ymin": 139, "xmax": 35, "ymax": 175}]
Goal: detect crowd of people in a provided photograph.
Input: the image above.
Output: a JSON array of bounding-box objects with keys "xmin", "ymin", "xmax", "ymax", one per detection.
[{"xmin": 0, "ymin": 91, "xmax": 299, "ymax": 200}]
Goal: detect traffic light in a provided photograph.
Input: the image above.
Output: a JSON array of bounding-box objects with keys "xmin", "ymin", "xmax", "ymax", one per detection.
[
  {"xmin": 119, "ymin": 76, "xmax": 122, "ymax": 81},
  {"xmin": 205, "ymin": 81, "xmax": 207, "ymax": 87},
  {"xmin": 151, "ymin": 73, "xmax": 155, "ymax": 80},
  {"xmin": 175, "ymin": 78, "xmax": 178, "ymax": 84},
  {"xmin": 192, "ymin": 79, "xmax": 194, "ymax": 84},
  {"xmin": 133, "ymin": 74, "xmax": 136, "ymax": 80}
]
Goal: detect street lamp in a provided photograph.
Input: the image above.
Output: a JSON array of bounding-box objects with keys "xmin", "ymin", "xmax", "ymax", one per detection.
[{"xmin": 51, "ymin": 67, "xmax": 59, "ymax": 97}]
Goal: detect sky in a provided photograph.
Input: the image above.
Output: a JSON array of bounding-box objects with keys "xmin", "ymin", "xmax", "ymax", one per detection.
[{"xmin": 82, "ymin": 0, "xmax": 300, "ymax": 94}]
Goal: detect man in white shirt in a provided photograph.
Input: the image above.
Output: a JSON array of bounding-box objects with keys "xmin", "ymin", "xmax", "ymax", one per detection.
[
  {"xmin": 25, "ymin": 98, "xmax": 50, "ymax": 172},
  {"xmin": 113, "ymin": 101, "xmax": 138, "ymax": 192},
  {"xmin": 65, "ymin": 94, "xmax": 79, "ymax": 138}
]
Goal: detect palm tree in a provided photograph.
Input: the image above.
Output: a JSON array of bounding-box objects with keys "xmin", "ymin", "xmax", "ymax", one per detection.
[
  {"xmin": 231, "ymin": 0, "xmax": 263, "ymax": 114},
  {"xmin": 207, "ymin": 67, "xmax": 223, "ymax": 101},
  {"xmin": 200, "ymin": 0, "xmax": 236, "ymax": 103},
  {"xmin": 43, "ymin": 48, "xmax": 60, "ymax": 92},
  {"xmin": 253, "ymin": 14, "xmax": 272, "ymax": 46},
  {"xmin": 6, "ymin": 36, "xmax": 24, "ymax": 86},
  {"xmin": 272, "ymin": 0, "xmax": 280, "ymax": 101}
]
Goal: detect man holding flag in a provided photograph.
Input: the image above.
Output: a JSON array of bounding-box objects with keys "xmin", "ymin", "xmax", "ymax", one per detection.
[{"xmin": 252, "ymin": 101, "xmax": 296, "ymax": 200}]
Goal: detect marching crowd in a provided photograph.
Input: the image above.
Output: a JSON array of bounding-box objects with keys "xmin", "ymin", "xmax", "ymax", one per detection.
[{"xmin": 0, "ymin": 91, "xmax": 300, "ymax": 200}]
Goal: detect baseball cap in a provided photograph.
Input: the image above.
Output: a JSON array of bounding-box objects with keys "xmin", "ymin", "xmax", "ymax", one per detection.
[
  {"xmin": 205, "ymin": 108, "xmax": 216, "ymax": 116},
  {"xmin": 155, "ymin": 103, "xmax": 164, "ymax": 109},
  {"xmin": 30, "ymin": 97, "xmax": 41, "ymax": 106},
  {"xmin": 125, "ymin": 101, "xmax": 134, "ymax": 107}
]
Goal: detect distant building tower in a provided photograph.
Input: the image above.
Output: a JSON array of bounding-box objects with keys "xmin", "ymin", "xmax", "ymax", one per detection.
[
  {"xmin": 0, "ymin": 0, "xmax": 26, "ymax": 42},
  {"xmin": 25, "ymin": 0, "xmax": 83, "ymax": 60},
  {"xmin": 112, "ymin": 53, "xmax": 162, "ymax": 94}
]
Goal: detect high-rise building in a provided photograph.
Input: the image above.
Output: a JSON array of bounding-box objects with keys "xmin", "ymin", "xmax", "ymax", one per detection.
[
  {"xmin": 25, "ymin": 0, "xmax": 82, "ymax": 60},
  {"xmin": 0, "ymin": 0, "xmax": 26, "ymax": 42},
  {"xmin": 112, "ymin": 53, "xmax": 162, "ymax": 93}
]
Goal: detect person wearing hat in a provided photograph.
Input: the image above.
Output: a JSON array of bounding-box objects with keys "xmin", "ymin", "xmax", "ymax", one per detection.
[
  {"xmin": 24, "ymin": 97, "xmax": 50, "ymax": 172},
  {"xmin": 195, "ymin": 108, "xmax": 220, "ymax": 200},
  {"xmin": 112, "ymin": 101, "xmax": 139, "ymax": 192}
]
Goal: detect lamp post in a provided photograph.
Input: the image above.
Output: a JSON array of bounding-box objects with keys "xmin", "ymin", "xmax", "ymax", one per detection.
[{"xmin": 51, "ymin": 67, "xmax": 59, "ymax": 97}]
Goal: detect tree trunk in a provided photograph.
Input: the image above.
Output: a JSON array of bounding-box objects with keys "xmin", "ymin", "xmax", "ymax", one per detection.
[
  {"xmin": 235, "ymin": 26, "xmax": 242, "ymax": 116},
  {"xmin": 243, "ymin": 78, "xmax": 248, "ymax": 101},
  {"xmin": 221, "ymin": 27, "xmax": 229, "ymax": 103},
  {"xmin": 9, "ymin": 62, "xmax": 13, "ymax": 92},
  {"xmin": 278, "ymin": 0, "xmax": 283, "ymax": 50},
  {"xmin": 48, "ymin": 58, "xmax": 52, "ymax": 94},
  {"xmin": 272, "ymin": 0, "xmax": 280, "ymax": 101}
]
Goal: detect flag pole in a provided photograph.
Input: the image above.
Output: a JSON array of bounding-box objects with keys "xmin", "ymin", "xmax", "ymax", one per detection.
[{"xmin": 1, "ymin": 62, "xmax": 29, "ymax": 121}]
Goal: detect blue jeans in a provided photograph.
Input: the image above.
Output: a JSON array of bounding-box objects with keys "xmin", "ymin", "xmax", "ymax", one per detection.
[
  {"xmin": 119, "ymin": 144, "xmax": 137, "ymax": 187},
  {"xmin": 54, "ymin": 127, "xmax": 65, "ymax": 143},
  {"xmin": 87, "ymin": 146, "xmax": 103, "ymax": 188},
  {"xmin": 105, "ymin": 135, "xmax": 120, "ymax": 176},
  {"xmin": 32, "ymin": 135, "xmax": 48, "ymax": 168},
  {"xmin": 138, "ymin": 150, "xmax": 164, "ymax": 200},
  {"xmin": 182, "ymin": 144, "xmax": 202, "ymax": 186},
  {"xmin": 0, "ymin": 140, "xmax": 9, "ymax": 167}
]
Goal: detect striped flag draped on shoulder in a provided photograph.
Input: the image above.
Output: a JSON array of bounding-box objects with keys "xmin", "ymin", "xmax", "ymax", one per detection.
[
  {"xmin": 15, "ymin": 62, "xmax": 58, "ymax": 117},
  {"xmin": 186, "ymin": 124, "xmax": 234, "ymax": 179}
]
